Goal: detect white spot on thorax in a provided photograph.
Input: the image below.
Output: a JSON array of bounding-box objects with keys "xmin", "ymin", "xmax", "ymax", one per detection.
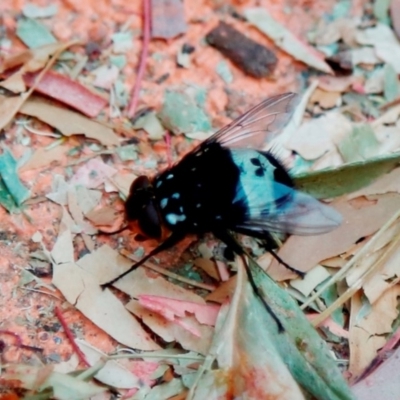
[
  {"xmin": 196, "ymin": 203, "xmax": 201, "ymax": 208},
  {"xmin": 166, "ymin": 213, "xmax": 186, "ymax": 225},
  {"xmin": 160, "ymin": 198, "xmax": 168, "ymax": 208}
]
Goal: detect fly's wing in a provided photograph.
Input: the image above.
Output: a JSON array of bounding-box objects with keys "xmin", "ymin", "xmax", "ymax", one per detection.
[
  {"xmin": 233, "ymin": 177, "xmax": 342, "ymax": 236},
  {"xmin": 205, "ymin": 92, "xmax": 299, "ymax": 149}
]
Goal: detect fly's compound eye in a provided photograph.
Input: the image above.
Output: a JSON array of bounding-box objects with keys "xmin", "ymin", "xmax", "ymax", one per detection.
[{"xmin": 125, "ymin": 175, "xmax": 162, "ymax": 239}]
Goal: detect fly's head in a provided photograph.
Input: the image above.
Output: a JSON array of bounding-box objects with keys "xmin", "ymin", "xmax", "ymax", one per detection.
[{"xmin": 125, "ymin": 175, "xmax": 162, "ymax": 239}]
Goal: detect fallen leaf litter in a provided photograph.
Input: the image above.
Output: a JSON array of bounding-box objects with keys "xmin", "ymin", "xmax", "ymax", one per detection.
[{"xmin": 0, "ymin": 0, "xmax": 400, "ymax": 399}]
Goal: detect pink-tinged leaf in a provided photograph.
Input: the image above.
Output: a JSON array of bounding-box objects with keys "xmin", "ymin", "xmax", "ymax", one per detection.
[
  {"xmin": 23, "ymin": 70, "xmax": 108, "ymax": 117},
  {"xmin": 151, "ymin": 0, "xmax": 187, "ymax": 39},
  {"xmin": 127, "ymin": 299, "xmax": 213, "ymax": 354},
  {"xmin": 131, "ymin": 361, "xmax": 159, "ymax": 386},
  {"xmin": 138, "ymin": 295, "xmax": 220, "ymax": 326},
  {"xmin": 70, "ymin": 158, "xmax": 117, "ymax": 189},
  {"xmin": 391, "ymin": 0, "xmax": 400, "ymax": 40},
  {"xmin": 175, "ymin": 317, "xmax": 202, "ymax": 337}
]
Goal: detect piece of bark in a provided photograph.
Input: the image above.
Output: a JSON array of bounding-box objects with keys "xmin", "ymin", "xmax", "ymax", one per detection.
[{"xmin": 206, "ymin": 21, "xmax": 277, "ymax": 78}]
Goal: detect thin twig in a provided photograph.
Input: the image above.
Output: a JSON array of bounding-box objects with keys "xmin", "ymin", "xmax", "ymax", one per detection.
[
  {"xmin": 19, "ymin": 286, "xmax": 62, "ymax": 300},
  {"xmin": 55, "ymin": 306, "xmax": 90, "ymax": 367},
  {"xmin": 127, "ymin": 0, "xmax": 151, "ymax": 117},
  {"xmin": 108, "ymin": 352, "xmax": 204, "ymax": 362},
  {"xmin": 0, "ymin": 330, "xmax": 43, "ymax": 352}
]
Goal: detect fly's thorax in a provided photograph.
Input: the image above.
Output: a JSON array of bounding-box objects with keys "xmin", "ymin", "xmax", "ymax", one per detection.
[{"xmin": 153, "ymin": 143, "xmax": 244, "ymax": 232}]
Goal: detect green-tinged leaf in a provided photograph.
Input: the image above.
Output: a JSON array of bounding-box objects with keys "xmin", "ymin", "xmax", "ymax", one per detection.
[
  {"xmin": 373, "ymin": 0, "xmax": 391, "ymax": 24},
  {"xmin": 342, "ymin": 92, "xmax": 381, "ymax": 118},
  {"xmin": 319, "ymin": 283, "xmax": 344, "ymax": 327},
  {"xmin": 158, "ymin": 90, "xmax": 212, "ymax": 135},
  {"xmin": 116, "ymin": 144, "xmax": 138, "ymax": 161},
  {"xmin": 114, "ymin": 79, "xmax": 129, "ymax": 107},
  {"xmin": 293, "ymin": 152, "xmax": 400, "ymax": 199},
  {"xmin": 332, "ymin": 0, "xmax": 351, "ymax": 19},
  {"xmin": 22, "ymin": 3, "xmax": 58, "ymax": 18},
  {"xmin": 384, "ymin": 63, "xmax": 400, "ymax": 102},
  {"xmin": 190, "ymin": 262, "xmax": 306, "ymax": 400},
  {"xmin": 247, "ymin": 257, "xmax": 355, "ymax": 400},
  {"xmin": 110, "ymin": 54, "xmax": 127, "ymax": 69},
  {"xmin": 216, "ymin": 61, "xmax": 233, "ymax": 84},
  {"xmin": 0, "ymin": 176, "xmax": 18, "ymax": 212},
  {"xmin": 111, "ymin": 31, "xmax": 134, "ymax": 53},
  {"xmin": 43, "ymin": 371, "xmax": 105, "ymax": 399},
  {"xmin": 16, "ymin": 18, "xmax": 57, "ymax": 48},
  {"xmin": 338, "ymin": 124, "xmax": 380, "ymax": 163},
  {"xmin": 0, "ymin": 149, "xmax": 30, "ymax": 208},
  {"xmin": 2, "ymin": 365, "xmax": 106, "ymax": 399}
]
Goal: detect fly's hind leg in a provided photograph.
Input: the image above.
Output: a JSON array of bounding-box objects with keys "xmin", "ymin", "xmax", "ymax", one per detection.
[
  {"xmin": 262, "ymin": 231, "xmax": 305, "ymax": 278},
  {"xmin": 233, "ymin": 228, "xmax": 305, "ymax": 278},
  {"xmin": 213, "ymin": 230, "xmax": 284, "ymax": 333}
]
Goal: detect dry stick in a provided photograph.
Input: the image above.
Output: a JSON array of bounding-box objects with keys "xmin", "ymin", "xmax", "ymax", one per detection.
[
  {"xmin": 127, "ymin": 0, "xmax": 151, "ymax": 117},
  {"xmin": 54, "ymin": 306, "xmax": 90, "ymax": 367},
  {"xmin": 3, "ymin": 40, "xmax": 81, "ymax": 128},
  {"xmin": 120, "ymin": 249, "xmax": 216, "ymax": 291},
  {"xmin": 108, "ymin": 352, "xmax": 204, "ymax": 362},
  {"xmin": 19, "ymin": 286, "xmax": 62, "ymax": 300},
  {"xmin": 311, "ymin": 229, "xmax": 400, "ymax": 327},
  {"xmin": 301, "ymin": 209, "xmax": 400, "ymax": 312},
  {"xmin": 0, "ymin": 330, "xmax": 43, "ymax": 352}
]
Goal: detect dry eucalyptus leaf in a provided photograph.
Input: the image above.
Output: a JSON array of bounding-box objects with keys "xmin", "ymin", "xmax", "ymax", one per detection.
[
  {"xmin": 19, "ymin": 144, "xmax": 69, "ymax": 172},
  {"xmin": 51, "ymin": 228, "xmax": 74, "ymax": 264},
  {"xmin": 268, "ymin": 194, "xmax": 400, "ymax": 280},
  {"xmin": 20, "ymin": 96, "xmax": 119, "ymax": 146},
  {"xmin": 285, "ymin": 112, "xmax": 352, "ymax": 160},
  {"xmin": 77, "ymin": 245, "xmax": 206, "ymax": 303},
  {"xmin": 76, "ymin": 340, "xmax": 142, "ymax": 389},
  {"xmin": 127, "ymin": 300, "xmax": 213, "ymax": 355},
  {"xmin": 349, "ymin": 286, "xmax": 400, "ymax": 378},
  {"xmin": 52, "ymin": 261, "xmax": 160, "ymax": 350}
]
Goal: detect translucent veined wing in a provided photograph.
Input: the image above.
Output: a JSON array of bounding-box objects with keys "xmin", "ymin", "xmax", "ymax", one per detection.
[
  {"xmin": 232, "ymin": 177, "xmax": 342, "ymax": 236},
  {"xmin": 205, "ymin": 92, "xmax": 299, "ymax": 150}
]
